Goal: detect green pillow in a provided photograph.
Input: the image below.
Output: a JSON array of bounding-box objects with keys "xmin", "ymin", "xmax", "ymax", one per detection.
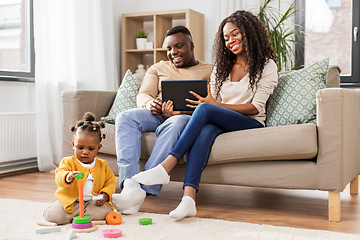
[
  {"xmin": 101, "ymin": 69, "xmax": 141, "ymax": 124},
  {"xmin": 266, "ymin": 58, "xmax": 329, "ymax": 127}
]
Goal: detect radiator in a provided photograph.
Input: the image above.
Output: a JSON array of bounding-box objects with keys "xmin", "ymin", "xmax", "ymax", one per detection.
[{"xmin": 0, "ymin": 112, "xmax": 37, "ymax": 167}]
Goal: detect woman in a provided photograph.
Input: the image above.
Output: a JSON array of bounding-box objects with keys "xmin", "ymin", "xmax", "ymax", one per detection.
[{"xmin": 132, "ymin": 10, "xmax": 278, "ymax": 220}]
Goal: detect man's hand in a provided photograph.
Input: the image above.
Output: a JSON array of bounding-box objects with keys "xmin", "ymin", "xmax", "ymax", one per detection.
[
  {"xmin": 186, "ymin": 85, "xmax": 217, "ymax": 109},
  {"xmin": 150, "ymin": 98, "xmax": 163, "ymax": 115},
  {"xmin": 162, "ymin": 100, "xmax": 182, "ymax": 117}
]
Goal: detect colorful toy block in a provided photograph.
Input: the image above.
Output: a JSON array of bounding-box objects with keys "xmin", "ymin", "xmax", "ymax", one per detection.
[
  {"xmin": 139, "ymin": 218, "xmax": 152, "ymax": 225},
  {"xmin": 37, "ymin": 221, "xmax": 57, "ymax": 226},
  {"xmin": 67, "ymin": 181, "xmax": 97, "ymax": 233},
  {"xmin": 36, "ymin": 225, "xmax": 61, "ymax": 234},
  {"xmin": 75, "ymin": 172, "xmax": 84, "ymax": 179},
  {"xmin": 64, "ymin": 229, "xmax": 76, "ymax": 240},
  {"xmin": 106, "ymin": 211, "xmax": 122, "ymax": 225},
  {"xmin": 103, "ymin": 229, "xmax": 122, "ymax": 238}
]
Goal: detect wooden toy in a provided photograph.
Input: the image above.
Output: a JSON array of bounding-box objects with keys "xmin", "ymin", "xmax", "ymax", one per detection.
[
  {"xmin": 103, "ymin": 229, "xmax": 122, "ymax": 238},
  {"xmin": 36, "ymin": 221, "xmax": 57, "ymax": 226},
  {"xmin": 73, "ymin": 215, "xmax": 91, "ymax": 224},
  {"xmin": 139, "ymin": 218, "xmax": 152, "ymax": 225},
  {"xmin": 67, "ymin": 225, "xmax": 98, "ymax": 233},
  {"xmin": 75, "ymin": 172, "xmax": 84, "ymax": 179},
  {"xmin": 106, "ymin": 211, "xmax": 122, "ymax": 225},
  {"xmin": 64, "ymin": 229, "xmax": 76, "ymax": 240},
  {"xmin": 72, "ymin": 222, "xmax": 93, "ymax": 229},
  {"xmin": 36, "ymin": 225, "xmax": 61, "ymax": 234},
  {"xmin": 79, "ymin": 182, "xmax": 84, "ymax": 218},
  {"xmin": 67, "ymin": 182, "xmax": 98, "ymax": 233},
  {"xmin": 92, "ymin": 220, "xmax": 107, "ymax": 225}
]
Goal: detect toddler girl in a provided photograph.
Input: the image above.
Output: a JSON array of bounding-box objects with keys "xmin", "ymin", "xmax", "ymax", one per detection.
[{"xmin": 43, "ymin": 112, "xmax": 115, "ymax": 224}]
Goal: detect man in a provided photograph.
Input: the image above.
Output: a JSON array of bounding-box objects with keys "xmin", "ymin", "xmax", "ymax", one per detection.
[{"xmin": 112, "ymin": 26, "xmax": 213, "ymax": 214}]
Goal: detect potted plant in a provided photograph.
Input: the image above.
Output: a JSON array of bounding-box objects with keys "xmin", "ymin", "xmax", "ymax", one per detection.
[
  {"xmin": 136, "ymin": 29, "xmax": 148, "ymax": 50},
  {"xmin": 256, "ymin": 0, "xmax": 304, "ymax": 72}
]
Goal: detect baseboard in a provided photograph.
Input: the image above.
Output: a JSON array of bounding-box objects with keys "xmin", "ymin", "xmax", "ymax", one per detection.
[{"xmin": 0, "ymin": 158, "xmax": 38, "ymax": 176}]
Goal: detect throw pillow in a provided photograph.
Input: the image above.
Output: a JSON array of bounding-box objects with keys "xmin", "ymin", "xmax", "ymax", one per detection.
[
  {"xmin": 101, "ymin": 69, "xmax": 141, "ymax": 124},
  {"xmin": 266, "ymin": 58, "xmax": 329, "ymax": 127}
]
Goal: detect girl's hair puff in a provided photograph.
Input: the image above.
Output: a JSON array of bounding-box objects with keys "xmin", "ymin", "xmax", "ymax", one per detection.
[
  {"xmin": 70, "ymin": 112, "xmax": 106, "ymax": 143},
  {"xmin": 212, "ymin": 10, "xmax": 276, "ymax": 97}
]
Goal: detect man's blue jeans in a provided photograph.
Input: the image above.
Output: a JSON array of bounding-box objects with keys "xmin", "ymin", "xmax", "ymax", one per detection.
[
  {"xmin": 169, "ymin": 103, "xmax": 264, "ymax": 191},
  {"xmin": 115, "ymin": 108, "xmax": 191, "ymax": 195}
]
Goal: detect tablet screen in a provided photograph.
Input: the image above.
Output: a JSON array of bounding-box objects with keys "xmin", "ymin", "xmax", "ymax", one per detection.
[{"xmin": 161, "ymin": 80, "xmax": 207, "ymax": 111}]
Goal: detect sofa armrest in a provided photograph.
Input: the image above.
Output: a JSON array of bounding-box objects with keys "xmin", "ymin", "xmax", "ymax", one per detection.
[
  {"xmin": 60, "ymin": 90, "xmax": 117, "ymax": 166},
  {"xmin": 316, "ymin": 88, "xmax": 360, "ymax": 191}
]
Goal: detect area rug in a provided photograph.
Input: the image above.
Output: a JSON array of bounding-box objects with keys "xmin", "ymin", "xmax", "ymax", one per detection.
[{"xmin": 1, "ymin": 198, "xmax": 359, "ymax": 240}]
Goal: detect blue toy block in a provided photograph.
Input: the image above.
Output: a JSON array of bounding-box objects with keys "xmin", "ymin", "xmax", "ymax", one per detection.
[
  {"xmin": 36, "ymin": 225, "xmax": 61, "ymax": 234},
  {"xmin": 64, "ymin": 229, "xmax": 76, "ymax": 240}
]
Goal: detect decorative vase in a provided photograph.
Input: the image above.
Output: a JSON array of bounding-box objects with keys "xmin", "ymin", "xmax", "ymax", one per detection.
[{"xmin": 136, "ymin": 38, "xmax": 147, "ymax": 50}]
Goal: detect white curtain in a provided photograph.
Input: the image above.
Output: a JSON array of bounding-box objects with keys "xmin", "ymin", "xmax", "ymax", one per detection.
[
  {"xmin": 34, "ymin": 0, "xmax": 118, "ymax": 171},
  {"xmin": 212, "ymin": 0, "xmax": 261, "ymax": 36}
]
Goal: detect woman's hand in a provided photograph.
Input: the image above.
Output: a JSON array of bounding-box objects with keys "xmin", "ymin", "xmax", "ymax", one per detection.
[
  {"xmin": 65, "ymin": 171, "xmax": 80, "ymax": 184},
  {"xmin": 162, "ymin": 100, "xmax": 181, "ymax": 117},
  {"xmin": 186, "ymin": 85, "xmax": 217, "ymax": 109},
  {"xmin": 150, "ymin": 98, "xmax": 163, "ymax": 115}
]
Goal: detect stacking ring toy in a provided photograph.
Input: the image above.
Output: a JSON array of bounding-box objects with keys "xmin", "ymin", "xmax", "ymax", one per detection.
[
  {"xmin": 139, "ymin": 218, "xmax": 152, "ymax": 225},
  {"xmin": 75, "ymin": 172, "xmax": 84, "ymax": 179},
  {"xmin": 103, "ymin": 229, "xmax": 122, "ymax": 238},
  {"xmin": 106, "ymin": 211, "xmax": 122, "ymax": 225},
  {"xmin": 72, "ymin": 222, "xmax": 93, "ymax": 229},
  {"xmin": 73, "ymin": 216, "xmax": 91, "ymax": 224}
]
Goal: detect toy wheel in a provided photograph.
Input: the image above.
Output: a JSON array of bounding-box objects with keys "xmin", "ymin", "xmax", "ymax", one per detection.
[
  {"xmin": 106, "ymin": 211, "xmax": 122, "ymax": 225},
  {"xmin": 139, "ymin": 218, "xmax": 152, "ymax": 225},
  {"xmin": 103, "ymin": 229, "xmax": 122, "ymax": 238},
  {"xmin": 73, "ymin": 215, "xmax": 91, "ymax": 224}
]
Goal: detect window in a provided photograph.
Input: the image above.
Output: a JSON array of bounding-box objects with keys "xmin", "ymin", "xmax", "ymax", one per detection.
[
  {"xmin": 326, "ymin": 0, "xmax": 342, "ymax": 10},
  {"xmin": 0, "ymin": 0, "xmax": 34, "ymax": 82},
  {"xmin": 296, "ymin": 0, "xmax": 359, "ymax": 86}
]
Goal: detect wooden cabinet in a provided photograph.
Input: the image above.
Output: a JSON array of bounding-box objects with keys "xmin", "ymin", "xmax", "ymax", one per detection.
[{"xmin": 121, "ymin": 9, "xmax": 205, "ymax": 78}]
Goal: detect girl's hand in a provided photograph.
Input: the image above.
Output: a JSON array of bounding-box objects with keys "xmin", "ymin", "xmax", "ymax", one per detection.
[
  {"xmin": 94, "ymin": 193, "xmax": 108, "ymax": 206},
  {"xmin": 186, "ymin": 85, "xmax": 217, "ymax": 109},
  {"xmin": 65, "ymin": 171, "xmax": 80, "ymax": 184},
  {"xmin": 162, "ymin": 100, "xmax": 181, "ymax": 117}
]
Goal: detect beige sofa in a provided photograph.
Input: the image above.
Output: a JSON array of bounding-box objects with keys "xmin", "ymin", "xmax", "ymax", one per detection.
[{"xmin": 61, "ymin": 65, "xmax": 360, "ymax": 221}]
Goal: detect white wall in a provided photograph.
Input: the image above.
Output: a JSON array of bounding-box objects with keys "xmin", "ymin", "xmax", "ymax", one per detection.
[
  {"xmin": 112, "ymin": 0, "xmax": 263, "ymax": 75},
  {"xmin": 1, "ymin": 0, "xmax": 293, "ymax": 113},
  {"xmin": 112, "ymin": 0, "xmax": 294, "ymax": 77},
  {"xmin": 0, "ymin": 81, "xmax": 35, "ymax": 112}
]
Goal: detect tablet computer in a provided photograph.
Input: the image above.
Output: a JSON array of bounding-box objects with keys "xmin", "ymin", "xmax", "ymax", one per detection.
[{"xmin": 161, "ymin": 80, "xmax": 207, "ymax": 111}]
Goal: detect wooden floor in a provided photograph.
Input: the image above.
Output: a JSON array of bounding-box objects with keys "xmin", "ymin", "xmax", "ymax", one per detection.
[{"xmin": 1, "ymin": 171, "xmax": 359, "ymax": 235}]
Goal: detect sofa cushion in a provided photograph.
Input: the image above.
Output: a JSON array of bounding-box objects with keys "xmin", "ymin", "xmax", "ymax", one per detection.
[
  {"xmin": 99, "ymin": 123, "xmax": 318, "ymax": 165},
  {"xmin": 266, "ymin": 58, "xmax": 329, "ymax": 127},
  {"xmin": 101, "ymin": 69, "xmax": 141, "ymax": 124},
  {"xmin": 207, "ymin": 123, "xmax": 317, "ymax": 165}
]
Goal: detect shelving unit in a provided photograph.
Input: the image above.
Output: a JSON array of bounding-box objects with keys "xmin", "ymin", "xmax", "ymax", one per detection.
[{"xmin": 121, "ymin": 9, "xmax": 205, "ymax": 78}]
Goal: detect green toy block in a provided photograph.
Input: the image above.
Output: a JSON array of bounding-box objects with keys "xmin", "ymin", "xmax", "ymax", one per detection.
[{"xmin": 75, "ymin": 172, "xmax": 84, "ymax": 179}]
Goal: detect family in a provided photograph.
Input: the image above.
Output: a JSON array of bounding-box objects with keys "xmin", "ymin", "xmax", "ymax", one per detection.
[{"xmin": 44, "ymin": 10, "xmax": 278, "ymax": 224}]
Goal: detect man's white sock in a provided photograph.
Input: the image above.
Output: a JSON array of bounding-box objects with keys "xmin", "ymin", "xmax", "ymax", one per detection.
[
  {"xmin": 169, "ymin": 196, "xmax": 197, "ymax": 220},
  {"xmin": 131, "ymin": 165, "xmax": 170, "ymax": 185},
  {"xmin": 120, "ymin": 199, "xmax": 144, "ymax": 215},
  {"xmin": 112, "ymin": 179, "xmax": 146, "ymax": 211}
]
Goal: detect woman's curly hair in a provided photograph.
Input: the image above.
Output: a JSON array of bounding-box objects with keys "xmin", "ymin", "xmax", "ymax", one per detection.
[{"xmin": 212, "ymin": 10, "xmax": 276, "ymax": 97}]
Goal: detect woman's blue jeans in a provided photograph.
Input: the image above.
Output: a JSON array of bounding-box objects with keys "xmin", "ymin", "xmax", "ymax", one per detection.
[{"xmin": 169, "ymin": 103, "xmax": 263, "ymax": 191}]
